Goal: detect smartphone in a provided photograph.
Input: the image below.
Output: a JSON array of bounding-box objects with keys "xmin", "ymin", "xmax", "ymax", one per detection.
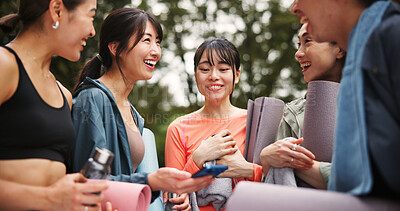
[{"xmin": 192, "ymin": 165, "xmax": 228, "ymax": 178}]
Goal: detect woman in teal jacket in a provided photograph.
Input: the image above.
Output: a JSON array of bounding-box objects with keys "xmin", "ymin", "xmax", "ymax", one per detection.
[{"xmin": 72, "ymin": 8, "xmax": 213, "ymax": 210}]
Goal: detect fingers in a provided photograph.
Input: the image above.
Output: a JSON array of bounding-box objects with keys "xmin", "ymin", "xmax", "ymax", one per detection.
[
  {"xmin": 282, "ymin": 140, "xmax": 315, "ymax": 160},
  {"xmin": 295, "ymin": 145, "xmax": 315, "ymax": 160},
  {"xmin": 285, "ymin": 151, "xmax": 313, "ymax": 169},
  {"xmin": 220, "ymin": 145, "xmax": 238, "ymax": 156},
  {"xmin": 77, "ymin": 181, "xmax": 108, "ymax": 194},
  {"xmin": 79, "ymin": 192, "xmax": 105, "ymax": 205},
  {"xmin": 163, "ymin": 192, "xmax": 169, "ymax": 203},
  {"xmin": 169, "ymin": 193, "xmax": 187, "ymax": 204},
  {"xmin": 105, "ymin": 201, "xmax": 113, "ymax": 211},
  {"xmin": 286, "ymin": 138, "xmax": 315, "ymax": 159},
  {"xmin": 173, "ymin": 203, "xmax": 190, "ymax": 211},
  {"xmin": 222, "ymin": 140, "xmax": 236, "ymax": 149},
  {"xmin": 70, "ymin": 173, "xmax": 88, "ymax": 183},
  {"xmin": 174, "ymin": 176, "xmax": 214, "ymax": 194},
  {"xmin": 216, "ymin": 129, "xmax": 231, "ymax": 137},
  {"xmin": 287, "ymin": 137, "xmax": 304, "ymax": 145},
  {"xmin": 82, "ymin": 204, "xmax": 102, "ymax": 211},
  {"xmin": 289, "ymin": 157, "xmax": 313, "ymax": 169}
]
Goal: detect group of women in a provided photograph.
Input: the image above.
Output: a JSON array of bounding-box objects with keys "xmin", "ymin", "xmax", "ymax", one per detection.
[{"xmin": 0, "ymin": 0, "xmax": 345, "ymax": 210}]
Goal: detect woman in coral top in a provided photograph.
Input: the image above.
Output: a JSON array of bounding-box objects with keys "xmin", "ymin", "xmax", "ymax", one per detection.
[{"xmin": 165, "ymin": 38, "xmax": 263, "ymax": 211}]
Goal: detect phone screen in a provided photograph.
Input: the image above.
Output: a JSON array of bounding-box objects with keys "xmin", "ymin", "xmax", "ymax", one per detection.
[{"xmin": 192, "ymin": 165, "xmax": 228, "ymax": 178}]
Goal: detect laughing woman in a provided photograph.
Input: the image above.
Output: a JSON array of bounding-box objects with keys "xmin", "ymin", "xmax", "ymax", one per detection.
[
  {"xmin": 72, "ymin": 8, "xmax": 214, "ymax": 211},
  {"xmin": 260, "ymin": 23, "xmax": 345, "ymax": 189}
]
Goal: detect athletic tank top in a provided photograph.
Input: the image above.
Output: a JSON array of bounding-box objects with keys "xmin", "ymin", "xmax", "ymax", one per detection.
[
  {"xmin": 0, "ymin": 46, "xmax": 76, "ymax": 164},
  {"xmin": 125, "ymin": 124, "xmax": 145, "ymax": 173}
]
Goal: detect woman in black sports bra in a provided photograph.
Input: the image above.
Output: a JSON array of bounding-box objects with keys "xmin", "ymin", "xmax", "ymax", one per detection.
[{"xmin": 0, "ymin": 0, "xmax": 108, "ymax": 210}]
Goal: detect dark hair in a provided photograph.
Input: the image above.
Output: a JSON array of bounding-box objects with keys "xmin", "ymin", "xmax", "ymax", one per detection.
[
  {"xmin": 74, "ymin": 7, "xmax": 163, "ymax": 91},
  {"xmin": 0, "ymin": 0, "xmax": 85, "ymax": 34},
  {"xmin": 193, "ymin": 38, "xmax": 241, "ymax": 97}
]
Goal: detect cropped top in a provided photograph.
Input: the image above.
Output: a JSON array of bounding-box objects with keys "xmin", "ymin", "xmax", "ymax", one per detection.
[{"xmin": 0, "ymin": 46, "xmax": 76, "ymax": 165}]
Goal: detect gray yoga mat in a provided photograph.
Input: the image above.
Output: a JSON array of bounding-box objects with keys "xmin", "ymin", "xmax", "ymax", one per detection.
[
  {"xmin": 225, "ymin": 182, "xmax": 400, "ymax": 211},
  {"xmin": 302, "ymin": 80, "xmax": 340, "ymax": 162},
  {"xmin": 244, "ymin": 97, "xmax": 284, "ymax": 165}
]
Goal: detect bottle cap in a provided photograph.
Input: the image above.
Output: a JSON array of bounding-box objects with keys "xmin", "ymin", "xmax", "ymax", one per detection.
[{"xmin": 93, "ymin": 147, "xmax": 114, "ymax": 165}]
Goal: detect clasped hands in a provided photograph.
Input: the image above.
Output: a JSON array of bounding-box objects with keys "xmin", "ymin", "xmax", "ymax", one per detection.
[
  {"xmin": 259, "ymin": 137, "xmax": 315, "ymax": 175},
  {"xmin": 192, "ymin": 129, "xmax": 253, "ymax": 179}
]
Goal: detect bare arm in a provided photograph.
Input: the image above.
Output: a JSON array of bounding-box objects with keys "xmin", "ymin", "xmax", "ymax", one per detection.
[
  {"xmin": 294, "ymin": 161, "xmax": 327, "ymax": 189},
  {"xmin": 0, "ymin": 174, "xmax": 108, "ymax": 211}
]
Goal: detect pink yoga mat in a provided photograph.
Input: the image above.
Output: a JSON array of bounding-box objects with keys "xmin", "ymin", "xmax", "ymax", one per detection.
[
  {"xmin": 245, "ymin": 97, "xmax": 284, "ymax": 165},
  {"xmin": 302, "ymin": 81, "xmax": 339, "ymax": 162},
  {"xmin": 89, "ymin": 180, "xmax": 151, "ymax": 211}
]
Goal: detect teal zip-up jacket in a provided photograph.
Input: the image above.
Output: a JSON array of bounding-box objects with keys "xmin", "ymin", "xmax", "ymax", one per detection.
[{"xmin": 71, "ymin": 77, "xmax": 160, "ymax": 202}]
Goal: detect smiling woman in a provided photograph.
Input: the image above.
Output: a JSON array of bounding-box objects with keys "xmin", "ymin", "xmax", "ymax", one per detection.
[
  {"xmin": 0, "ymin": 0, "xmax": 110, "ymax": 210},
  {"xmin": 165, "ymin": 38, "xmax": 263, "ymax": 211},
  {"xmin": 72, "ymin": 7, "xmax": 214, "ymax": 211}
]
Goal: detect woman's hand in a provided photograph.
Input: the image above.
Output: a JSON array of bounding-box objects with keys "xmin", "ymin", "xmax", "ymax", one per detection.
[
  {"xmin": 192, "ymin": 129, "xmax": 238, "ymax": 167},
  {"xmin": 104, "ymin": 201, "xmax": 118, "ymax": 211},
  {"xmin": 217, "ymin": 148, "xmax": 253, "ymax": 179},
  {"xmin": 163, "ymin": 192, "xmax": 191, "ymax": 211},
  {"xmin": 148, "ymin": 167, "xmax": 214, "ymax": 195},
  {"xmin": 259, "ymin": 138, "xmax": 315, "ymax": 175},
  {"xmin": 45, "ymin": 173, "xmax": 108, "ymax": 211}
]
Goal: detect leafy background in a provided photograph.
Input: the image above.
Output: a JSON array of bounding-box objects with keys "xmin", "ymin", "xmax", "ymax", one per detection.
[{"xmin": 2, "ymin": 0, "xmax": 336, "ymax": 166}]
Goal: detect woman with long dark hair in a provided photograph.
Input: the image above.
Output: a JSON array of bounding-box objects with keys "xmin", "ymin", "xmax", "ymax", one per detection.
[
  {"xmin": 72, "ymin": 8, "xmax": 214, "ymax": 211},
  {"xmin": 0, "ymin": 0, "xmax": 108, "ymax": 210}
]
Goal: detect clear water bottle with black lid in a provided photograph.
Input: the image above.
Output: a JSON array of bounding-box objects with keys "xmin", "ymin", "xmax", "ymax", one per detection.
[{"xmin": 81, "ymin": 147, "xmax": 114, "ymax": 179}]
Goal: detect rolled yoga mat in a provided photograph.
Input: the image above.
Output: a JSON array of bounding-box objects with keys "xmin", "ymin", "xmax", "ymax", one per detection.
[
  {"xmin": 244, "ymin": 97, "xmax": 284, "ymax": 165},
  {"xmin": 302, "ymin": 80, "xmax": 340, "ymax": 162},
  {"xmin": 225, "ymin": 181, "xmax": 400, "ymax": 211},
  {"xmin": 100, "ymin": 180, "xmax": 151, "ymax": 211}
]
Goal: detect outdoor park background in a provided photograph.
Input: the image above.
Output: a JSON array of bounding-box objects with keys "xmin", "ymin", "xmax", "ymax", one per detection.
[{"xmin": 1, "ymin": 0, "xmax": 327, "ymax": 167}]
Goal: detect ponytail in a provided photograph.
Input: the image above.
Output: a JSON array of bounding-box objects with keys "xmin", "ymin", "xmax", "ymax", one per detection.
[
  {"xmin": 73, "ymin": 56, "xmax": 103, "ymax": 92},
  {"xmin": 0, "ymin": 14, "xmax": 21, "ymax": 34}
]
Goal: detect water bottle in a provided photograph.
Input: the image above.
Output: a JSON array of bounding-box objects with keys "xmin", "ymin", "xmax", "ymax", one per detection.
[{"xmin": 81, "ymin": 147, "xmax": 114, "ymax": 179}]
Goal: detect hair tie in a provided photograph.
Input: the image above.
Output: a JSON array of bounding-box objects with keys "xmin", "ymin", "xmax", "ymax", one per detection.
[{"xmin": 96, "ymin": 54, "xmax": 103, "ymax": 63}]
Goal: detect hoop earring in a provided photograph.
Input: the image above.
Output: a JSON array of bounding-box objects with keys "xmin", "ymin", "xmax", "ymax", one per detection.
[{"xmin": 52, "ymin": 21, "xmax": 59, "ymax": 29}]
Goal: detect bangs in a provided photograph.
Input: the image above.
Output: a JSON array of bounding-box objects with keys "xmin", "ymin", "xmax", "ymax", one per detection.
[{"xmin": 205, "ymin": 43, "xmax": 235, "ymax": 69}]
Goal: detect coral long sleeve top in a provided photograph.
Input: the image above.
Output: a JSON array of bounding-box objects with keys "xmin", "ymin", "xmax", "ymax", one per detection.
[{"xmin": 165, "ymin": 110, "xmax": 263, "ymax": 211}]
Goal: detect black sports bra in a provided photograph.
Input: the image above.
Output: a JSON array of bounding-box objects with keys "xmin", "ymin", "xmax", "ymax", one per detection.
[{"xmin": 0, "ymin": 46, "xmax": 76, "ymax": 165}]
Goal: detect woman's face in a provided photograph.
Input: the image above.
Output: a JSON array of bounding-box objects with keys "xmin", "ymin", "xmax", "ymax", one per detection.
[
  {"xmin": 295, "ymin": 23, "xmax": 342, "ymax": 83},
  {"xmin": 56, "ymin": 0, "xmax": 97, "ymax": 61},
  {"xmin": 195, "ymin": 50, "xmax": 240, "ymax": 102},
  {"xmin": 120, "ymin": 21, "xmax": 161, "ymax": 82}
]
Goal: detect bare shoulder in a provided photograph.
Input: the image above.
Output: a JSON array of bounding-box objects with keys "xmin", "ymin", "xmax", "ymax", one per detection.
[
  {"xmin": 0, "ymin": 47, "xmax": 19, "ymax": 106},
  {"xmin": 56, "ymin": 81, "xmax": 72, "ymax": 109}
]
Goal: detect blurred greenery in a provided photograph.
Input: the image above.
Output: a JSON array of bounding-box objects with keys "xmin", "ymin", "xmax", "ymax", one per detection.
[{"xmin": 1, "ymin": 0, "xmax": 304, "ymax": 167}]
